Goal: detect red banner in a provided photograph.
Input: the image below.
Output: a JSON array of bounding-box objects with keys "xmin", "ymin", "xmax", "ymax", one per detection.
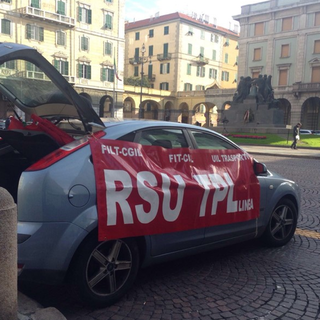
[{"xmin": 89, "ymin": 139, "xmax": 260, "ymax": 241}]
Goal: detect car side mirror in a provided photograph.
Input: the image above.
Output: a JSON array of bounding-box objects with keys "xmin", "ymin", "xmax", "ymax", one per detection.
[{"xmin": 253, "ymin": 160, "xmax": 268, "ymax": 176}]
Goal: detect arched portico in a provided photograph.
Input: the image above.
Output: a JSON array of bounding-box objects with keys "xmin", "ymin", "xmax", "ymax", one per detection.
[
  {"xmin": 99, "ymin": 95, "xmax": 113, "ymax": 117},
  {"xmin": 123, "ymin": 97, "xmax": 135, "ymax": 119},
  {"xmin": 301, "ymin": 97, "xmax": 320, "ymax": 130}
]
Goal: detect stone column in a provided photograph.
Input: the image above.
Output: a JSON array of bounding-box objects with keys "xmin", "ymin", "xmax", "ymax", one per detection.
[{"xmin": 0, "ymin": 187, "xmax": 17, "ymax": 320}]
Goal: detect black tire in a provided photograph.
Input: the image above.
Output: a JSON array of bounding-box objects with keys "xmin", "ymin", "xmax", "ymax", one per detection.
[
  {"xmin": 73, "ymin": 234, "xmax": 140, "ymax": 307},
  {"xmin": 261, "ymin": 198, "xmax": 298, "ymax": 247}
]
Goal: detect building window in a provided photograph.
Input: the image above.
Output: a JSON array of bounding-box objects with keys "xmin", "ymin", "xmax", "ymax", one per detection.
[
  {"xmin": 78, "ymin": 5, "xmax": 92, "ymax": 24},
  {"xmin": 26, "ymin": 24, "xmax": 44, "ymax": 41},
  {"xmin": 278, "ymin": 69, "xmax": 288, "ymax": 86},
  {"xmin": 104, "ymin": 12, "xmax": 113, "ymax": 29},
  {"xmin": 315, "ymin": 12, "xmax": 320, "ymax": 26},
  {"xmin": 163, "ymin": 43, "xmax": 168, "ymax": 57},
  {"xmin": 200, "ymin": 30, "xmax": 205, "ymax": 40},
  {"xmin": 187, "ymin": 63, "xmax": 191, "ymax": 75},
  {"xmin": 57, "ymin": 0, "xmax": 66, "ymax": 15},
  {"xmin": 209, "ymin": 68, "xmax": 217, "ymax": 79},
  {"xmin": 101, "ymin": 67, "xmax": 114, "ymax": 82},
  {"xmin": 135, "ymin": 32, "xmax": 140, "ymax": 40},
  {"xmin": 160, "ymin": 82, "xmax": 169, "ymax": 90},
  {"xmin": 80, "ymin": 35, "xmax": 89, "ymax": 51},
  {"xmin": 134, "ymin": 66, "xmax": 139, "ymax": 77},
  {"xmin": 188, "ymin": 43, "xmax": 192, "ymax": 55},
  {"xmin": 31, "ymin": 0, "xmax": 40, "ymax": 8},
  {"xmin": 254, "ymin": 22, "xmax": 264, "ymax": 36},
  {"xmin": 56, "ymin": 30, "xmax": 66, "ymax": 46},
  {"xmin": 212, "ymin": 50, "xmax": 216, "ymax": 61},
  {"xmin": 184, "ymin": 83, "xmax": 192, "ymax": 91},
  {"xmin": 224, "ymin": 38, "xmax": 229, "ymax": 46},
  {"xmin": 195, "ymin": 85, "xmax": 205, "ymax": 91},
  {"xmin": 311, "ymin": 66, "xmax": 320, "ymax": 83},
  {"xmin": 196, "ymin": 66, "xmax": 205, "ymax": 77},
  {"xmin": 104, "ymin": 41, "xmax": 112, "ymax": 56},
  {"xmin": 148, "ymin": 45, "xmax": 153, "ymax": 56},
  {"xmin": 252, "ymin": 71, "xmax": 260, "ymax": 79},
  {"xmin": 221, "ymin": 71, "xmax": 229, "ymax": 81},
  {"xmin": 160, "ymin": 63, "xmax": 170, "ymax": 74},
  {"xmin": 282, "ymin": 17, "xmax": 292, "ymax": 32},
  {"xmin": 148, "ymin": 64, "xmax": 153, "ymax": 79},
  {"xmin": 78, "ymin": 63, "xmax": 91, "ymax": 79},
  {"xmin": 253, "ymin": 48, "xmax": 262, "ymax": 61},
  {"xmin": 54, "ymin": 59, "xmax": 69, "ymax": 75},
  {"xmin": 1, "ymin": 19, "xmax": 11, "ymax": 35},
  {"xmin": 281, "ymin": 44, "xmax": 289, "ymax": 58},
  {"xmin": 164, "ymin": 26, "xmax": 169, "ymax": 35},
  {"xmin": 105, "ymin": 0, "xmax": 112, "ymax": 3},
  {"xmin": 0, "ymin": 61, "xmax": 15, "ymax": 69},
  {"xmin": 1, "ymin": 0, "xmax": 12, "ymax": 3},
  {"xmin": 224, "ymin": 53, "xmax": 228, "ymax": 63},
  {"xmin": 149, "ymin": 29, "xmax": 154, "ymax": 38},
  {"xmin": 314, "ymin": 40, "xmax": 320, "ymax": 54}
]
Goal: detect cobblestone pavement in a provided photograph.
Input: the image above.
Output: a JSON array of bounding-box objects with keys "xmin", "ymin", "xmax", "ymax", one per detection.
[{"xmin": 19, "ymin": 155, "xmax": 320, "ymax": 320}]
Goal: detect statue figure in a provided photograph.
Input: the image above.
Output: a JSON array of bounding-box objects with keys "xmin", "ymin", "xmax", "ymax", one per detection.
[{"xmin": 233, "ymin": 76, "xmax": 252, "ymax": 103}]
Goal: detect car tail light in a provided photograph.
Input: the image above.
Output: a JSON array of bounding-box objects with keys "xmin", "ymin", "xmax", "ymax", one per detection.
[{"xmin": 26, "ymin": 131, "xmax": 105, "ymax": 171}]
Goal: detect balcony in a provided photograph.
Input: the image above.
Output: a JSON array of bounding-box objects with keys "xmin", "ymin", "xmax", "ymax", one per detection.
[
  {"xmin": 129, "ymin": 57, "xmax": 141, "ymax": 65},
  {"xmin": 157, "ymin": 53, "xmax": 172, "ymax": 61},
  {"xmin": 292, "ymin": 82, "xmax": 320, "ymax": 93},
  {"xmin": 16, "ymin": 6, "xmax": 75, "ymax": 27},
  {"xmin": 193, "ymin": 54, "xmax": 209, "ymax": 65},
  {"xmin": 148, "ymin": 74, "xmax": 156, "ymax": 82}
]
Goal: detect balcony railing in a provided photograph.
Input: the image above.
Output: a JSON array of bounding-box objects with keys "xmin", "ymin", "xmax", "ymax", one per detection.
[
  {"xmin": 193, "ymin": 55, "xmax": 209, "ymax": 65},
  {"xmin": 292, "ymin": 82, "xmax": 320, "ymax": 93},
  {"xmin": 148, "ymin": 74, "xmax": 156, "ymax": 82},
  {"xmin": 17, "ymin": 6, "xmax": 75, "ymax": 27},
  {"xmin": 129, "ymin": 57, "xmax": 141, "ymax": 65},
  {"xmin": 157, "ymin": 53, "xmax": 172, "ymax": 61}
]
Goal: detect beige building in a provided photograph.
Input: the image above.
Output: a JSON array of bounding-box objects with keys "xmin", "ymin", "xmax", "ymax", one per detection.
[
  {"xmin": 233, "ymin": 0, "xmax": 320, "ymax": 130},
  {"xmin": 0, "ymin": 0, "xmax": 125, "ymax": 119},
  {"xmin": 124, "ymin": 12, "xmax": 239, "ymax": 126}
]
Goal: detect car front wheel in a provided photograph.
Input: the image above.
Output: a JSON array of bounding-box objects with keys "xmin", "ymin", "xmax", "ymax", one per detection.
[
  {"xmin": 261, "ymin": 198, "xmax": 298, "ymax": 247},
  {"xmin": 73, "ymin": 234, "xmax": 140, "ymax": 307}
]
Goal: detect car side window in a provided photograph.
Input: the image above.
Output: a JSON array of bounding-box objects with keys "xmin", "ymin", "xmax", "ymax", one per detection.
[
  {"xmin": 190, "ymin": 130, "xmax": 236, "ymax": 150},
  {"xmin": 137, "ymin": 128, "xmax": 188, "ymax": 149}
]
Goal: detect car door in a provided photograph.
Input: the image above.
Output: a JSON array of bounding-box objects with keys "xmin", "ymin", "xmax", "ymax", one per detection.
[
  {"xmin": 188, "ymin": 129, "xmax": 258, "ymax": 244},
  {"xmin": 133, "ymin": 127, "xmax": 205, "ymax": 256}
]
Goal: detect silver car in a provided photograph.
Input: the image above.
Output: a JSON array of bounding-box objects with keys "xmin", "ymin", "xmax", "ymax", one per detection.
[{"xmin": 0, "ymin": 43, "xmax": 300, "ymax": 307}]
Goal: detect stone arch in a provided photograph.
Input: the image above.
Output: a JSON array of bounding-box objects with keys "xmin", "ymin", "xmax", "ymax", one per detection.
[
  {"xmin": 301, "ymin": 97, "xmax": 320, "ymax": 130},
  {"xmin": 277, "ymin": 98, "xmax": 291, "ymax": 125},
  {"xmin": 99, "ymin": 95, "xmax": 113, "ymax": 117},
  {"xmin": 193, "ymin": 102, "xmax": 217, "ymax": 127},
  {"xmin": 142, "ymin": 100, "xmax": 160, "ymax": 120},
  {"xmin": 123, "ymin": 97, "xmax": 135, "ymax": 119},
  {"xmin": 178, "ymin": 102, "xmax": 189, "ymax": 123},
  {"xmin": 164, "ymin": 101, "xmax": 174, "ymax": 121},
  {"xmin": 79, "ymin": 92, "xmax": 92, "ymax": 102}
]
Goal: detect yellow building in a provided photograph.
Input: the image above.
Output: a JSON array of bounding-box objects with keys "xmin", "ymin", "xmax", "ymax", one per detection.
[
  {"xmin": 124, "ymin": 12, "xmax": 239, "ymax": 126},
  {"xmin": 0, "ymin": 0, "xmax": 125, "ymax": 119}
]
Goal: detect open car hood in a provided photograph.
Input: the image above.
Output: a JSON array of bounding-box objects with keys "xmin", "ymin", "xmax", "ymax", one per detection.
[{"xmin": 0, "ymin": 43, "xmax": 104, "ymax": 132}]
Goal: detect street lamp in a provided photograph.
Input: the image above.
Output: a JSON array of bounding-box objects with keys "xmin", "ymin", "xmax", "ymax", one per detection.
[{"xmin": 138, "ymin": 43, "xmax": 152, "ymax": 119}]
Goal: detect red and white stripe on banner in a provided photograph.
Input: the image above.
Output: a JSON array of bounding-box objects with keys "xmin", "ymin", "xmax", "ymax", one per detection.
[{"xmin": 89, "ymin": 139, "xmax": 260, "ymax": 241}]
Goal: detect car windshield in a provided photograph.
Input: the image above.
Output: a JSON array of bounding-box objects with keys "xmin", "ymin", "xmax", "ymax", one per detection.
[{"xmin": 0, "ymin": 59, "xmax": 69, "ymax": 107}]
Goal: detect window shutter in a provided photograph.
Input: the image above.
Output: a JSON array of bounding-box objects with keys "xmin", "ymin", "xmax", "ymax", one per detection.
[
  {"xmin": 26, "ymin": 24, "xmax": 31, "ymax": 39},
  {"xmin": 101, "ymin": 68, "xmax": 106, "ymax": 81},
  {"xmin": 39, "ymin": 27, "xmax": 44, "ymax": 41},
  {"xmin": 31, "ymin": 0, "xmax": 40, "ymax": 8},
  {"xmin": 163, "ymin": 43, "xmax": 168, "ymax": 56},
  {"xmin": 160, "ymin": 64, "xmax": 163, "ymax": 74},
  {"xmin": 87, "ymin": 10, "xmax": 92, "ymax": 24},
  {"xmin": 167, "ymin": 63, "xmax": 170, "ymax": 74},
  {"xmin": 54, "ymin": 59, "xmax": 59, "ymax": 70},
  {"xmin": 87, "ymin": 65, "xmax": 91, "ymax": 79},
  {"xmin": 110, "ymin": 69, "xmax": 114, "ymax": 82},
  {"xmin": 78, "ymin": 64, "xmax": 82, "ymax": 78},
  {"xmin": 212, "ymin": 50, "xmax": 216, "ymax": 61},
  {"xmin": 148, "ymin": 64, "xmax": 152, "ymax": 78},
  {"xmin": 77, "ymin": 7, "xmax": 82, "ymax": 21},
  {"xmin": 105, "ymin": 15, "xmax": 112, "ymax": 29},
  {"xmin": 64, "ymin": 61, "xmax": 69, "ymax": 75}
]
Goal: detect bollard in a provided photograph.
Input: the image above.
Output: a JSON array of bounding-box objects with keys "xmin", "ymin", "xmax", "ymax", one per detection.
[{"xmin": 0, "ymin": 187, "xmax": 17, "ymax": 320}]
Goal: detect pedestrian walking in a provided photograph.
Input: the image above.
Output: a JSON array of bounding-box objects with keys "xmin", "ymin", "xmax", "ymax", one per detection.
[{"xmin": 290, "ymin": 122, "xmax": 301, "ymax": 150}]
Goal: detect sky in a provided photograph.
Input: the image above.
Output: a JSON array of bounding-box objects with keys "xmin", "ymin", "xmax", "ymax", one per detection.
[{"xmin": 125, "ymin": 0, "xmax": 267, "ymax": 29}]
